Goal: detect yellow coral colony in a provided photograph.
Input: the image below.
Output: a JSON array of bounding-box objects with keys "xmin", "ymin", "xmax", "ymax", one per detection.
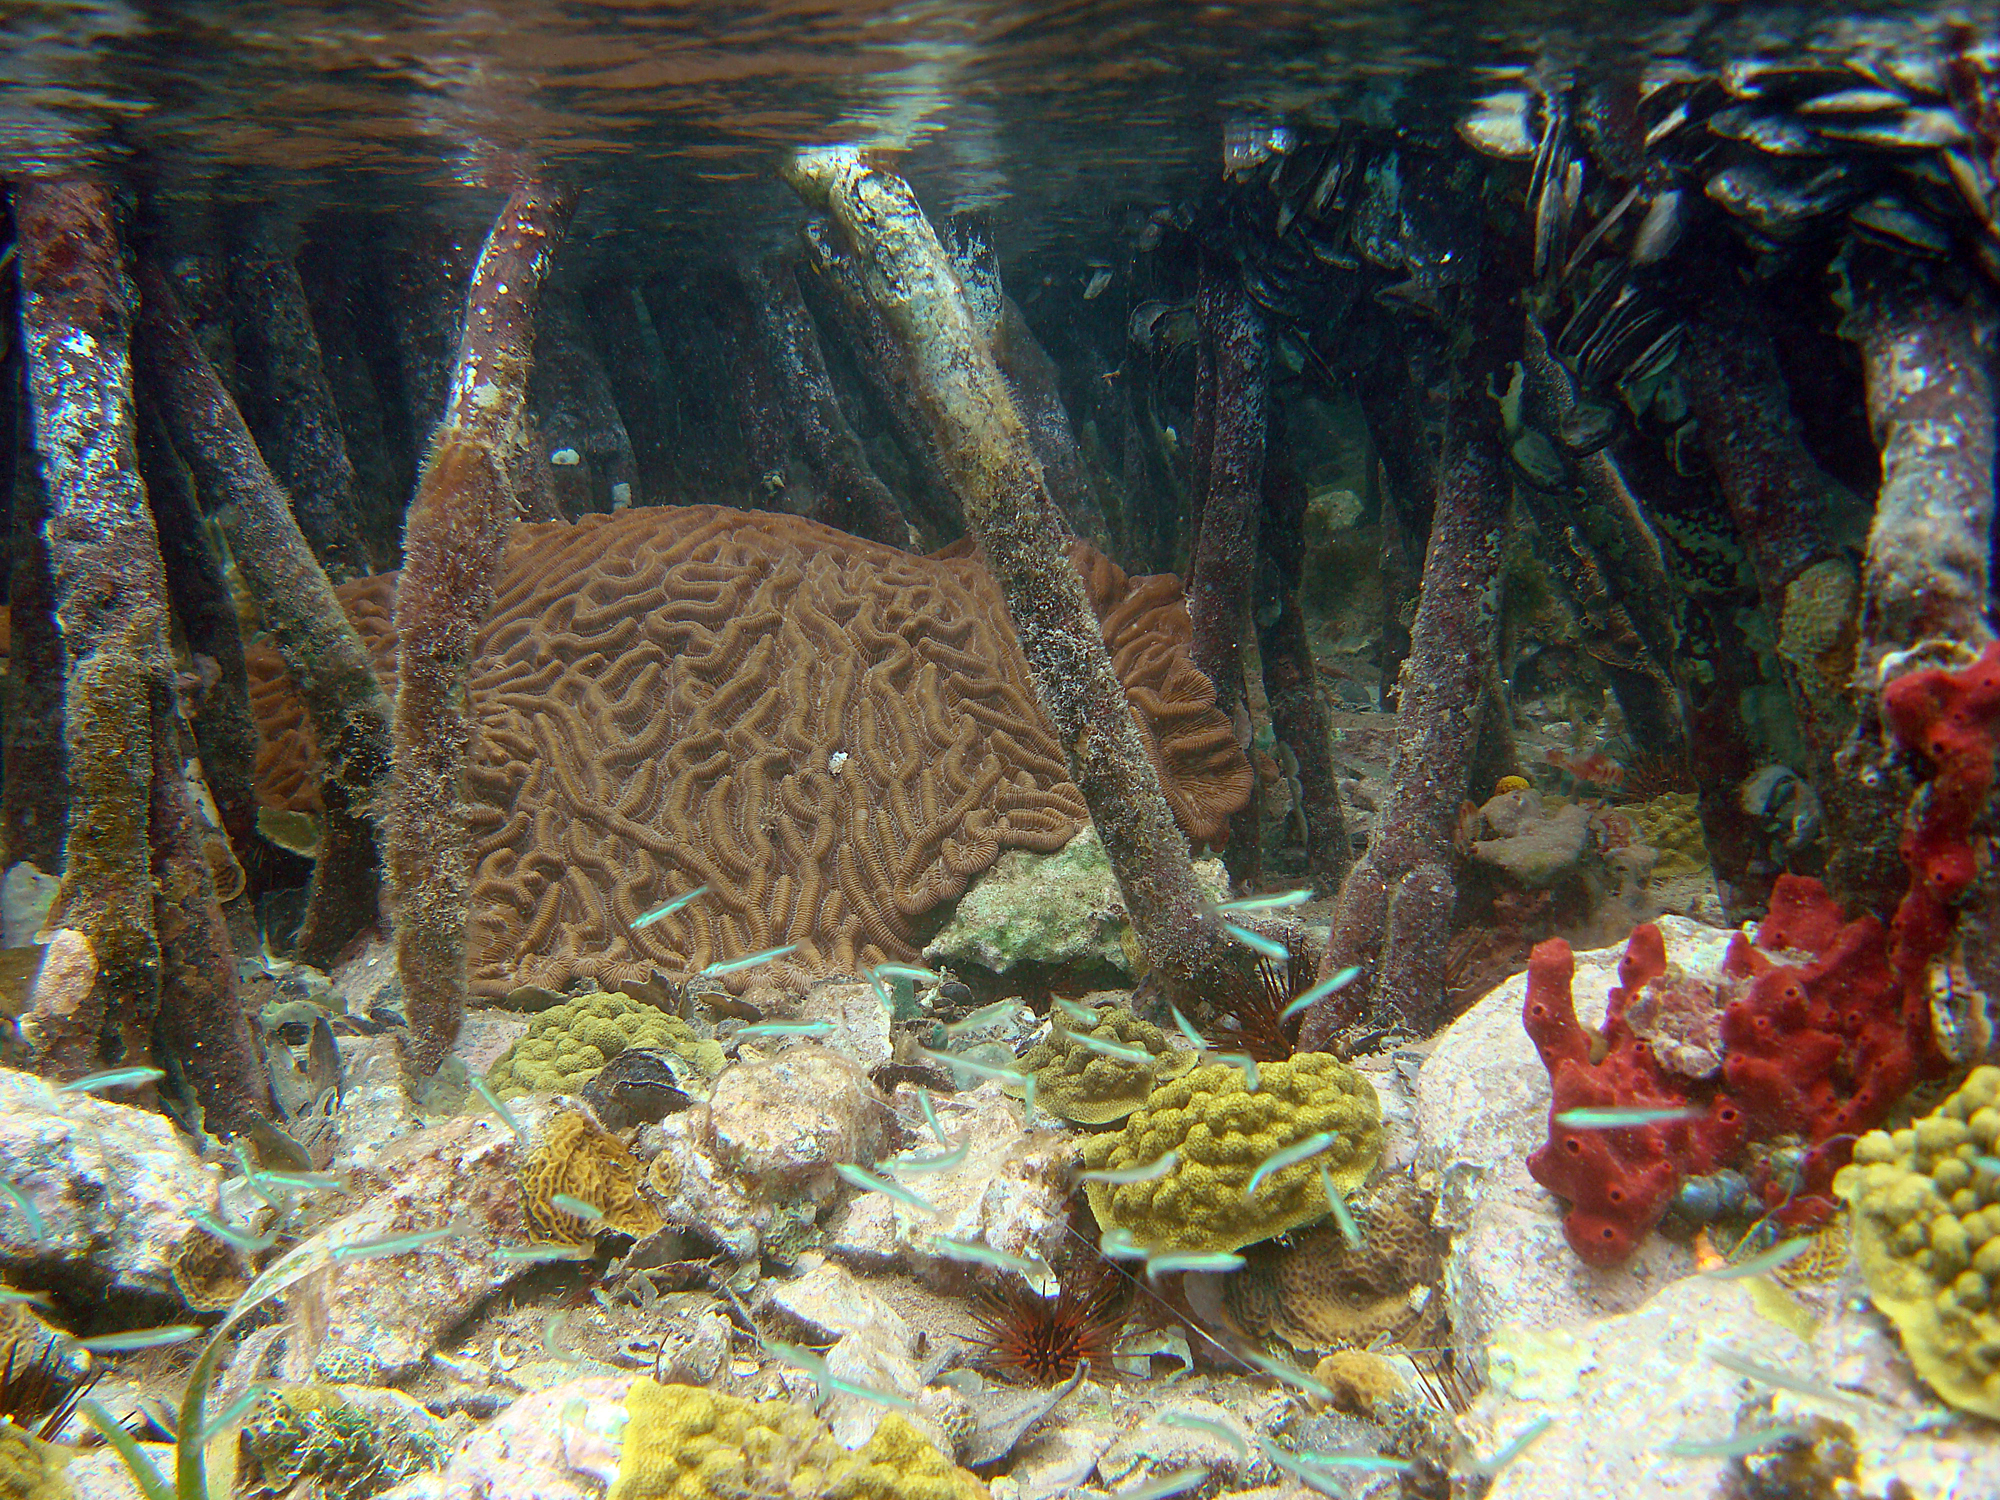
[
  {"xmin": 485, "ymin": 990, "xmax": 725, "ymax": 1099},
  {"xmin": 1836, "ymin": 1064, "xmax": 2000, "ymax": 1420},
  {"xmin": 1079, "ymin": 1053, "xmax": 1382, "ymax": 1254},
  {"xmin": 519, "ymin": 1109, "xmax": 664, "ymax": 1244},
  {"xmin": 607, "ymin": 1380, "xmax": 985, "ymax": 1500},
  {"xmin": 1009, "ymin": 1004, "xmax": 1195, "ymax": 1124}
]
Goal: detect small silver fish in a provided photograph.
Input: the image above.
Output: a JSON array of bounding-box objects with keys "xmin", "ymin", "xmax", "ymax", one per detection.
[
  {"xmin": 1279, "ymin": 1450, "xmax": 1412, "ymax": 1475},
  {"xmin": 930, "ymin": 1236, "xmax": 1048, "ymax": 1277},
  {"xmin": 1054, "ymin": 997, "xmax": 1102, "ymax": 1025},
  {"xmin": 1216, "ymin": 889, "xmax": 1312, "ymax": 914},
  {"xmin": 1242, "ymin": 1349, "xmax": 1334, "ymax": 1399},
  {"xmin": 330, "ymin": 1227, "xmax": 454, "ymax": 1261},
  {"xmin": 1082, "ymin": 268, "xmax": 1113, "ymax": 300},
  {"xmin": 887, "ymin": 1141, "xmax": 970, "ymax": 1173},
  {"xmin": 59, "ymin": 1067, "xmax": 166, "ymax": 1094},
  {"xmin": 1319, "ymin": 1166, "xmax": 1362, "ymax": 1249},
  {"xmin": 735, "ymin": 1021, "xmax": 835, "ymax": 1039},
  {"xmin": 188, "ymin": 1208, "xmax": 281, "ymax": 1253},
  {"xmin": 1072, "ymin": 1032, "xmax": 1155, "ymax": 1066},
  {"xmin": 1079, "ymin": 1152, "xmax": 1178, "ymax": 1186},
  {"xmin": 1704, "ymin": 1236, "xmax": 1816, "ymax": 1280},
  {"xmin": 1099, "ymin": 1226, "xmax": 1148, "ymax": 1260},
  {"xmin": 0, "ymin": 1182, "xmax": 48, "ymax": 1247},
  {"xmin": 1222, "ymin": 922, "xmax": 1288, "ymax": 961},
  {"xmin": 470, "ymin": 1076, "xmax": 531, "ymax": 1147},
  {"xmin": 1115, "ymin": 1468, "xmax": 1208, "ymax": 1500},
  {"xmin": 916, "ymin": 1047, "xmax": 1027, "ymax": 1087},
  {"xmin": 1281, "ymin": 966, "xmax": 1360, "ymax": 1021},
  {"xmin": 1661, "ymin": 1425, "xmax": 1810, "ymax": 1459},
  {"xmin": 701, "ymin": 943, "xmax": 799, "ymax": 978},
  {"xmin": 835, "ymin": 1162, "xmax": 938, "ymax": 1216},
  {"xmin": 0, "ymin": 1287, "xmax": 49, "ymax": 1307},
  {"xmin": 252, "ymin": 1169, "xmax": 346, "ymax": 1193},
  {"xmin": 872, "ymin": 963, "xmax": 939, "ymax": 985},
  {"xmin": 631, "ymin": 885, "xmax": 708, "ymax": 929},
  {"xmin": 74, "ymin": 1324, "xmax": 203, "ymax": 1353},
  {"xmin": 827, "ymin": 1376, "xmax": 916, "ymax": 1410},
  {"xmin": 761, "ymin": 1335, "xmax": 831, "ymax": 1383},
  {"xmin": 1214, "ymin": 1052, "xmax": 1260, "ymax": 1090},
  {"xmin": 1245, "ymin": 1131, "xmax": 1339, "ymax": 1195},
  {"xmin": 1167, "ymin": 1007, "xmax": 1209, "ymax": 1054},
  {"xmin": 863, "ymin": 967, "xmax": 894, "ymax": 1010},
  {"xmin": 495, "ymin": 1243, "xmax": 596, "ymax": 1264},
  {"xmin": 1554, "ymin": 1106, "xmax": 1706, "ymax": 1129},
  {"xmin": 196, "ymin": 1384, "xmax": 271, "ymax": 1441},
  {"xmin": 1144, "ymin": 1250, "xmax": 1246, "ymax": 1278},
  {"xmin": 550, "ymin": 1194, "xmax": 606, "ymax": 1223},
  {"xmin": 1706, "ymin": 1344, "xmax": 1863, "ymax": 1407},
  {"xmin": 917, "ymin": 1087, "xmax": 950, "ymax": 1146},
  {"xmin": 1476, "ymin": 1415, "xmax": 1553, "ymax": 1475},
  {"xmin": 1158, "ymin": 1412, "xmax": 1247, "ymax": 1455}
]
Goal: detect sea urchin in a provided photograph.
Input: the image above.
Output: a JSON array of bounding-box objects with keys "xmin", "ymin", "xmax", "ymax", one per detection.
[{"xmin": 967, "ymin": 1261, "xmax": 1128, "ymax": 1385}]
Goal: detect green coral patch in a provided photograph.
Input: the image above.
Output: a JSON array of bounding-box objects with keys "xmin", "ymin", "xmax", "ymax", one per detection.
[
  {"xmin": 1837, "ymin": 1064, "xmax": 2000, "ymax": 1421},
  {"xmin": 1080, "ymin": 1053, "xmax": 1383, "ymax": 1255},
  {"xmin": 1008, "ymin": 1003, "xmax": 1195, "ymax": 1124},
  {"xmin": 485, "ymin": 991, "xmax": 725, "ymax": 1100}
]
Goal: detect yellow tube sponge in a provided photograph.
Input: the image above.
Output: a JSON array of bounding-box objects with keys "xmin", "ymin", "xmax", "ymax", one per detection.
[
  {"xmin": 1835, "ymin": 1064, "xmax": 2000, "ymax": 1420},
  {"xmin": 1079, "ymin": 1053, "xmax": 1382, "ymax": 1254},
  {"xmin": 607, "ymin": 1381, "xmax": 985, "ymax": 1500},
  {"xmin": 1007, "ymin": 1005, "xmax": 1195, "ymax": 1124},
  {"xmin": 485, "ymin": 991, "xmax": 725, "ymax": 1100}
]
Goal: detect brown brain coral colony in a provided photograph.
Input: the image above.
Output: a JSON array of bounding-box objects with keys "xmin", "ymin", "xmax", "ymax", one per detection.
[{"xmin": 247, "ymin": 506, "xmax": 1248, "ymax": 996}]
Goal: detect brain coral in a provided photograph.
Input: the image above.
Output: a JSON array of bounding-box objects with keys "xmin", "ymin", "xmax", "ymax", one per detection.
[
  {"xmin": 520, "ymin": 1108, "xmax": 664, "ymax": 1244},
  {"xmin": 485, "ymin": 990, "xmax": 725, "ymax": 1100},
  {"xmin": 1836, "ymin": 1065, "xmax": 2000, "ymax": 1420},
  {"xmin": 246, "ymin": 506, "xmax": 1248, "ymax": 997},
  {"xmin": 1010, "ymin": 1004, "xmax": 1196, "ymax": 1124},
  {"xmin": 607, "ymin": 1379, "xmax": 985, "ymax": 1500},
  {"xmin": 1079, "ymin": 1054, "xmax": 1382, "ymax": 1254}
]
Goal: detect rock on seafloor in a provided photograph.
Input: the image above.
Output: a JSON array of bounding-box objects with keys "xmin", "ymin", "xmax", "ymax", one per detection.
[
  {"xmin": 281, "ymin": 1115, "xmax": 528, "ymax": 1380},
  {"xmin": 925, "ymin": 827, "xmax": 1227, "ymax": 976},
  {"xmin": 1414, "ymin": 915, "xmax": 1734, "ymax": 1354},
  {"xmin": 707, "ymin": 1044, "xmax": 887, "ymax": 1201},
  {"xmin": 0, "ymin": 1064, "xmax": 221, "ymax": 1298},
  {"xmin": 376, "ymin": 1377, "xmax": 634, "ymax": 1500},
  {"xmin": 1462, "ymin": 1275, "xmax": 2000, "ymax": 1500},
  {"xmin": 825, "ymin": 1083, "xmax": 1071, "ymax": 1285}
]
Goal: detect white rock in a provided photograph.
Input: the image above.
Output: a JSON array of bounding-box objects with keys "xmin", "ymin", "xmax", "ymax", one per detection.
[
  {"xmin": 1098, "ymin": 1400, "xmax": 1269, "ymax": 1489},
  {"xmin": 1, "ymin": 861, "xmax": 59, "ymax": 946},
  {"xmin": 1464, "ymin": 1275, "xmax": 2000, "ymax": 1500},
  {"xmin": 794, "ymin": 979, "xmax": 893, "ymax": 1070},
  {"xmin": 0, "ymin": 1065, "xmax": 220, "ymax": 1298},
  {"xmin": 378, "ymin": 1377, "xmax": 634, "ymax": 1500},
  {"xmin": 767, "ymin": 1259, "xmax": 914, "ymax": 1353},
  {"xmin": 1415, "ymin": 916, "xmax": 1734, "ymax": 1353},
  {"xmin": 635, "ymin": 1110, "xmax": 761, "ymax": 1262},
  {"xmin": 283, "ymin": 1115, "xmax": 528, "ymax": 1380},
  {"xmin": 827, "ymin": 1084, "xmax": 1073, "ymax": 1288},
  {"xmin": 328, "ymin": 1035, "xmax": 422, "ymax": 1175},
  {"xmin": 708, "ymin": 1046, "xmax": 886, "ymax": 1201}
]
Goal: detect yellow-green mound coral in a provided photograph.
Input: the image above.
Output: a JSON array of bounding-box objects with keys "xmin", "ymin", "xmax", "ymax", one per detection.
[
  {"xmin": 0, "ymin": 1423, "xmax": 71, "ymax": 1500},
  {"xmin": 521, "ymin": 1109, "xmax": 665, "ymax": 1244},
  {"xmin": 1836, "ymin": 1064, "xmax": 2000, "ymax": 1420},
  {"xmin": 607, "ymin": 1380, "xmax": 985, "ymax": 1500},
  {"xmin": 239, "ymin": 1386, "xmax": 448, "ymax": 1500},
  {"xmin": 1079, "ymin": 1054, "xmax": 1382, "ymax": 1255},
  {"xmin": 486, "ymin": 991, "xmax": 725, "ymax": 1099},
  {"xmin": 1629, "ymin": 792, "xmax": 1708, "ymax": 885},
  {"xmin": 1006, "ymin": 1004, "xmax": 1195, "ymax": 1124}
]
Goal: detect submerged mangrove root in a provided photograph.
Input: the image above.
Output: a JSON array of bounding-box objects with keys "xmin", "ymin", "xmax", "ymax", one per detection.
[
  {"xmin": 390, "ymin": 179, "xmax": 575, "ymax": 1075},
  {"xmin": 227, "ymin": 213, "xmax": 367, "ymax": 574},
  {"xmin": 1301, "ymin": 331, "xmax": 1510, "ymax": 1048},
  {"xmin": 1830, "ymin": 256, "xmax": 1998, "ymax": 917},
  {"xmin": 15, "ymin": 179, "xmax": 270, "ymax": 1128},
  {"xmin": 1257, "ymin": 421, "xmax": 1350, "ymax": 894},
  {"xmin": 739, "ymin": 254, "xmax": 910, "ymax": 547},
  {"xmin": 3, "ymin": 395, "xmax": 68, "ymax": 874},
  {"xmin": 1352, "ymin": 330, "xmax": 1437, "ymax": 710},
  {"xmin": 137, "ymin": 259, "xmax": 394, "ymax": 966},
  {"xmin": 1679, "ymin": 247, "xmax": 1858, "ymax": 791},
  {"xmin": 782, "ymin": 147, "xmax": 1262, "ymax": 1017},
  {"xmin": 530, "ymin": 285, "xmax": 640, "ymax": 515}
]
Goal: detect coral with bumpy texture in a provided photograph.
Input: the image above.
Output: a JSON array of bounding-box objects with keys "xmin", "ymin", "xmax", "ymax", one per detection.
[
  {"xmin": 485, "ymin": 991, "xmax": 724, "ymax": 1100},
  {"xmin": 520, "ymin": 1109, "xmax": 664, "ymax": 1245},
  {"xmin": 1078, "ymin": 1055, "xmax": 1381, "ymax": 1255},
  {"xmin": 0, "ymin": 1422, "xmax": 70, "ymax": 1500},
  {"xmin": 1009, "ymin": 1005, "xmax": 1195, "ymax": 1124},
  {"xmin": 1836, "ymin": 1066, "xmax": 2000, "ymax": 1420},
  {"xmin": 248, "ymin": 511, "xmax": 1246, "ymax": 999},
  {"xmin": 241, "ymin": 1385, "xmax": 449, "ymax": 1500},
  {"xmin": 1629, "ymin": 792, "xmax": 1709, "ymax": 886},
  {"xmin": 607, "ymin": 1380, "xmax": 985, "ymax": 1500}
]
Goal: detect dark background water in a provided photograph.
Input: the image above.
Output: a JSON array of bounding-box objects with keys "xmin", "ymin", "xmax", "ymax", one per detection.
[{"xmin": 0, "ymin": 0, "xmax": 1957, "ymax": 271}]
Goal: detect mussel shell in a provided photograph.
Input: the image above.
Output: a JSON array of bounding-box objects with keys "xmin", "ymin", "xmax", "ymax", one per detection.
[
  {"xmin": 1508, "ymin": 429, "xmax": 1568, "ymax": 489},
  {"xmin": 1556, "ymin": 401, "xmax": 1620, "ymax": 456},
  {"xmin": 581, "ymin": 1047, "xmax": 699, "ymax": 1130}
]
